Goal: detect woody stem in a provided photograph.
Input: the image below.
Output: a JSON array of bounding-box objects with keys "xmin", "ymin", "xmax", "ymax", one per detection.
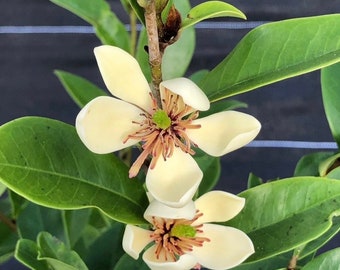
[{"xmin": 144, "ymin": 0, "xmax": 162, "ymax": 107}]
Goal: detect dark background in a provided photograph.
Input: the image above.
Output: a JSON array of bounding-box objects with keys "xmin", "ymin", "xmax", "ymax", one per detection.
[{"xmin": 1, "ymin": 0, "xmax": 339, "ymax": 269}]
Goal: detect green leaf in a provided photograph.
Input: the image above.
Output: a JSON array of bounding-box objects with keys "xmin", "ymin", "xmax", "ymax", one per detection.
[
  {"xmin": 114, "ymin": 253, "xmax": 149, "ymax": 270},
  {"xmin": 181, "ymin": 1, "xmax": 246, "ymax": 30},
  {"xmin": 15, "ymin": 239, "xmax": 50, "ymax": 270},
  {"xmin": 37, "ymin": 232, "xmax": 88, "ymax": 270},
  {"xmin": 321, "ymin": 62, "xmax": 340, "ymax": 146},
  {"xmin": 294, "ymin": 152, "xmax": 334, "ymax": 177},
  {"xmin": 162, "ymin": 0, "xmax": 195, "ymax": 80},
  {"xmin": 9, "ymin": 190, "xmax": 28, "ymax": 218},
  {"xmin": 247, "ymin": 173, "xmax": 263, "ymax": 189},
  {"xmin": 126, "ymin": 0, "xmax": 145, "ymax": 25},
  {"xmin": 55, "ymin": 70, "xmax": 108, "ymax": 108},
  {"xmin": 199, "ymin": 99, "xmax": 248, "ymax": 118},
  {"xmin": 0, "ymin": 117, "xmax": 148, "ymax": 224},
  {"xmin": 200, "ymin": 14, "xmax": 340, "ymax": 101},
  {"xmin": 17, "ymin": 203, "xmax": 65, "ymax": 242},
  {"xmin": 135, "ymin": 28, "xmax": 152, "ymax": 81},
  {"xmin": 49, "ymin": 0, "xmax": 130, "ymax": 50},
  {"xmin": 225, "ymin": 177, "xmax": 340, "ymax": 263},
  {"xmin": 299, "ymin": 216, "xmax": 340, "ymax": 259},
  {"xmin": 0, "ymin": 182, "xmax": 5, "ymax": 196},
  {"xmin": 189, "ymin": 69, "xmax": 209, "ymax": 85},
  {"xmin": 85, "ymin": 223, "xmax": 125, "ymax": 269},
  {"xmin": 301, "ymin": 248, "xmax": 340, "ymax": 270},
  {"xmin": 194, "ymin": 151, "xmax": 220, "ymax": 196},
  {"xmin": 319, "ymin": 152, "xmax": 340, "ymax": 177},
  {"xmin": 0, "ymin": 222, "xmax": 17, "ymax": 264},
  {"xmin": 62, "ymin": 209, "xmax": 92, "ymax": 248}
]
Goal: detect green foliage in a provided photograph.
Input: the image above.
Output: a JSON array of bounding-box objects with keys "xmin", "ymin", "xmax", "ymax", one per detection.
[
  {"xmin": 301, "ymin": 248, "xmax": 340, "ymax": 270},
  {"xmin": 16, "ymin": 232, "xmax": 88, "ymax": 270},
  {"xmin": 247, "ymin": 173, "xmax": 263, "ymax": 189},
  {"xmin": 49, "ymin": 0, "xmax": 130, "ymax": 51},
  {"xmin": 294, "ymin": 152, "xmax": 334, "ymax": 177},
  {"xmin": 181, "ymin": 1, "xmax": 246, "ymax": 30},
  {"xmin": 55, "ymin": 70, "xmax": 108, "ymax": 108},
  {"xmin": 0, "ymin": 117, "xmax": 148, "ymax": 224},
  {"xmin": 321, "ymin": 62, "xmax": 340, "ymax": 147},
  {"xmin": 200, "ymin": 14, "xmax": 340, "ymax": 101},
  {"xmin": 226, "ymin": 177, "xmax": 340, "ymax": 263}
]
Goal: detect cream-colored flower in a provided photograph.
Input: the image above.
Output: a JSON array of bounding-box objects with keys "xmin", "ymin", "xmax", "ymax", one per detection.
[
  {"xmin": 76, "ymin": 45, "xmax": 261, "ymax": 207},
  {"xmin": 123, "ymin": 191, "xmax": 254, "ymax": 270}
]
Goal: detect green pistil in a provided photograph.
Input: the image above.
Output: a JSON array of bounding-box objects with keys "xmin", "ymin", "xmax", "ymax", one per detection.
[
  {"xmin": 152, "ymin": 110, "xmax": 171, "ymax": 129},
  {"xmin": 170, "ymin": 224, "xmax": 196, "ymax": 238}
]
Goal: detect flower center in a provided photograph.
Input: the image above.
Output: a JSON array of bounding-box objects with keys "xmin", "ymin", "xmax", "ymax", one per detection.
[
  {"xmin": 124, "ymin": 89, "xmax": 202, "ymax": 178},
  {"xmin": 170, "ymin": 224, "xmax": 196, "ymax": 238},
  {"xmin": 152, "ymin": 110, "xmax": 171, "ymax": 129},
  {"xmin": 150, "ymin": 211, "xmax": 210, "ymax": 261}
]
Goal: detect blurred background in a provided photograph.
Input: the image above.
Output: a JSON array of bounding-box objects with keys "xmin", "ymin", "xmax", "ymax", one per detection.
[{"xmin": 1, "ymin": 0, "xmax": 339, "ymax": 269}]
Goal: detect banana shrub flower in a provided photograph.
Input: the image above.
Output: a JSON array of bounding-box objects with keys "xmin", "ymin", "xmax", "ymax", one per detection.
[
  {"xmin": 123, "ymin": 191, "xmax": 254, "ymax": 270},
  {"xmin": 76, "ymin": 45, "xmax": 261, "ymax": 207}
]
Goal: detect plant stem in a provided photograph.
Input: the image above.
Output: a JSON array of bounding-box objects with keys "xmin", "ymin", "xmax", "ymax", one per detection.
[{"xmin": 144, "ymin": 0, "xmax": 162, "ymax": 107}]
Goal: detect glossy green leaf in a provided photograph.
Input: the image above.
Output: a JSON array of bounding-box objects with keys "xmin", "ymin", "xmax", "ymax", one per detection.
[
  {"xmin": 62, "ymin": 209, "xmax": 92, "ymax": 248},
  {"xmin": 319, "ymin": 152, "xmax": 340, "ymax": 177},
  {"xmin": 200, "ymin": 14, "xmax": 340, "ymax": 101},
  {"xmin": 301, "ymin": 248, "xmax": 340, "ymax": 270},
  {"xmin": 126, "ymin": 0, "xmax": 145, "ymax": 25},
  {"xmin": 55, "ymin": 70, "xmax": 108, "ymax": 108},
  {"xmin": 85, "ymin": 223, "xmax": 125, "ymax": 269},
  {"xmin": 225, "ymin": 177, "xmax": 340, "ymax": 263},
  {"xmin": 15, "ymin": 239, "xmax": 50, "ymax": 270},
  {"xmin": 0, "ymin": 222, "xmax": 17, "ymax": 264},
  {"xmin": 17, "ymin": 203, "xmax": 65, "ymax": 242},
  {"xmin": 247, "ymin": 173, "xmax": 263, "ymax": 189},
  {"xmin": 0, "ymin": 117, "xmax": 148, "ymax": 224},
  {"xmin": 49, "ymin": 0, "xmax": 130, "ymax": 50},
  {"xmin": 37, "ymin": 232, "xmax": 88, "ymax": 270},
  {"xmin": 299, "ymin": 216, "xmax": 340, "ymax": 259},
  {"xmin": 326, "ymin": 167, "xmax": 340, "ymax": 180},
  {"xmin": 194, "ymin": 151, "xmax": 220, "ymax": 196},
  {"xmin": 181, "ymin": 1, "xmax": 246, "ymax": 30},
  {"xmin": 8, "ymin": 191, "xmax": 28, "ymax": 218},
  {"xmin": 0, "ymin": 182, "xmax": 5, "ymax": 196},
  {"xmin": 135, "ymin": 28, "xmax": 151, "ymax": 81},
  {"xmin": 162, "ymin": 0, "xmax": 195, "ymax": 80},
  {"xmin": 199, "ymin": 99, "xmax": 248, "ymax": 118},
  {"xmin": 189, "ymin": 69, "xmax": 209, "ymax": 85},
  {"xmin": 321, "ymin": 62, "xmax": 340, "ymax": 147},
  {"xmin": 294, "ymin": 152, "xmax": 334, "ymax": 177}
]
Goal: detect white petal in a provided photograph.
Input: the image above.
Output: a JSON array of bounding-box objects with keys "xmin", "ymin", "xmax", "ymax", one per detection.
[
  {"xmin": 186, "ymin": 111, "xmax": 261, "ymax": 156},
  {"xmin": 160, "ymin": 78, "xmax": 210, "ymax": 111},
  {"xmin": 193, "ymin": 191, "xmax": 245, "ymax": 225},
  {"xmin": 94, "ymin": 45, "xmax": 153, "ymax": 112},
  {"xmin": 143, "ymin": 245, "xmax": 197, "ymax": 270},
  {"xmin": 76, "ymin": 96, "xmax": 142, "ymax": 154},
  {"xmin": 146, "ymin": 148, "xmax": 203, "ymax": 208},
  {"xmin": 144, "ymin": 200, "xmax": 196, "ymax": 223},
  {"xmin": 192, "ymin": 224, "xmax": 254, "ymax": 270},
  {"xmin": 122, "ymin": 225, "xmax": 152, "ymax": 260}
]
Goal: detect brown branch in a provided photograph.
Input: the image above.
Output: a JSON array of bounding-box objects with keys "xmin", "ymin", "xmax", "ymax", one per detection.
[{"xmin": 144, "ymin": 0, "xmax": 162, "ymax": 107}]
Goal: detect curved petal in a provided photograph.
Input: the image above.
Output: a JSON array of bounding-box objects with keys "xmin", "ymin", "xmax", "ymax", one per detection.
[
  {"xmin": 186, "ymin": 111, "xmax": 261, "ymax": 156},
  {"xmin": 122, "ymin": 225, "xmax": 152, "ymax": 260},
  {"xmin": 76, "ymin": 96, "xmax": 142, "ymax": 154},
  {"xmin": 160, "ymin": 78, "xmax": 210, "ymax": 111},
  {"xmin": 193, "ymin": 191, "xmax": 245, "ymax": 225},
  {"xmin": 143, "ymin": 245, "xmax": 197, "ymax": 270},
  {"xmin": 192, "ymin": 224, "xmax": 254, "ymax": 270},
  {"xmin": 146, "ymin": 147, "xmax": 203, "ymax": 208},
  {"xmin": 144, "ymin": 199, "xmax": 196, "ymax": 223},
  {"xmin": 94, "ymin": 45, "xmax": 153, "ymax": 112}
]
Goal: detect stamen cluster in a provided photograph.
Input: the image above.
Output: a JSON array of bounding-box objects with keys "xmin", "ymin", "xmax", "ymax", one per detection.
[
  {"xmin": 125, "ymin": 88, "xmax": 201, "ymax": 177},
  {"xmin": 150, "ymin": 211, "xmax": 210, "ymax": 261}
]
